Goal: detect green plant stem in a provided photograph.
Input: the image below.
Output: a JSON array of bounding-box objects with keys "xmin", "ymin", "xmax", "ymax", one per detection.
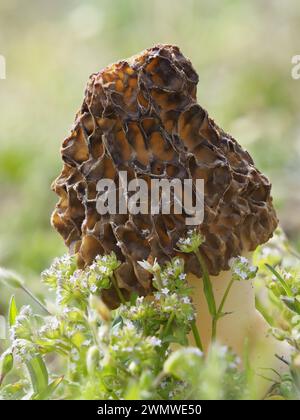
[
  {"xmin": 211, "ymin": 278, "xmax": 235, "ymax": 340},
  {"xmin": 161, "ymin": 312, "xmax": 175, "ymax": 339},
  {"xmin": 195, "ymin": 248, "xmax": 218, "ymax": 342},
  {"xmin": 211, "ymin": 318, "xmax": 217, "ymax": 341},
  {"xmin": 191, "ymin": 320, "xmax": 203, "ymax": 351},
  {"xmin": 21, "ymin": 285, "xmax": 51, "ymax": 315},
  {"xmin": 217, "ymin": 278, "xmax": 234, "ymax": 316},
  {"xmin": 154, "ymin": 272, "xmax": 163, "ymax": 290},
  {"xmin": 111, "ymin": 275, "xmax": 126, "ymax": 304},
  {"xmin": 159, "ymin": 312, "xmax": 176, "ymax": 356},
  {"xmin": 195, "ymin": 249, "xmax": 216, "ymax": 317},
  {"xmin": 195, "ymin": 249, "xmax": 216, "ymax": 341}
]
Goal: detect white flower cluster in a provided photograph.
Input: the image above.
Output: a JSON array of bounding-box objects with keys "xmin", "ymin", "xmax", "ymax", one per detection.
[
  {"xmin": 177, "ymin": 229, "xmax": 205, "ymax": 253},
  {"xmin": 229, "ymin": 256, "xmax": 257, "ymax": 282}
]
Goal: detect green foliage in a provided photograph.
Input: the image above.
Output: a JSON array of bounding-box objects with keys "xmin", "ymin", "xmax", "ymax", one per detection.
[
  {"xmin": 1, "ymin": 228, "xmax": 300, "ymax": 400},
  {"xmin": 254, "ymin": 228, "xmax": 300, "ymax": 399},
  {"xmin": 0, "ymin": 247, "xmax": 250, "ymax": 400}
]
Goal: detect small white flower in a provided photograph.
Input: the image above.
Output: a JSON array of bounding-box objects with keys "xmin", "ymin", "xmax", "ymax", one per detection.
[
  {"xmin": 90, "ymin": 262, "xmax": 97, "ymax": 270},
  {"xmin": 239, "ymin": 256, "xmax": 248, "ymax": 264},
  {"xmin": 152, "ymin": 258, "xmax": 160, "ymax": 272},
  {"xmin": 125, "ymin": 320, "xmax": 135, "ymax": 330},
  {"xmin": 179, "ymin": 273, "xmax": 186, "ymax": 280},
  {"xmin": 136, "ymin": 296, "xmax": 144, "ymax": 305},
  {"xmin": 90, "ymin": 284, "xmax": 97, "ymax": 293},
  {"xmin": 76, "ymin": 324, "xmax": 85, "ymax": 331},
  {"xmin": 182, "ymin": 296, "xmax": 190, "ymax": 304},
  {"xmin": 148, "ymin": 337, "xmax": 162, "ymax": 347},
  {"xmin": 71, "ymin": 348, "xmax": 80, "ymax": 361},
  {"xmin": 138, "ymin": 260, "xmax": 152, "ymax": 271},
  {"xmin": 239, "ymin": 271, "xmax": 248, "ymax": 280},
  {"xmin": 233, "ymin": 267, "xmax": 241, "ymax": 276},
  {"xmin": 111, "ymin": 345, "xmax": 119, "ymax": 351},
  {"xmin": 161, "ymin": 288, "xmax": 169, "ymax": 296}
]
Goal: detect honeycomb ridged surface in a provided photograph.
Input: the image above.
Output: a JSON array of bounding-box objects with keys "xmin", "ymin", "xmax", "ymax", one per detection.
[{"xmin": 52, "ymin": 45, "xmax": 278, "ymax": 308}]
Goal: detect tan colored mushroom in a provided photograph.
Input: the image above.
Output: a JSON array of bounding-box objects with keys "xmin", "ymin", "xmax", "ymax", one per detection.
[{"xmin": 51, "ymin": 45, "xmax": 284, "ymax": 375}]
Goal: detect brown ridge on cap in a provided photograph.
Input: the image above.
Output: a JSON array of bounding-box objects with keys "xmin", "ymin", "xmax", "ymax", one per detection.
[{"xmin": 51, "ymin": 44, "xmax": 278, "ymax": 308}]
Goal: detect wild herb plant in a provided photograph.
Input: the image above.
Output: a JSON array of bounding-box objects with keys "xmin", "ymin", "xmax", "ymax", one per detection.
[{"xmin": 0, "ymin": 228, "xmax": 299, "ymax": 400}]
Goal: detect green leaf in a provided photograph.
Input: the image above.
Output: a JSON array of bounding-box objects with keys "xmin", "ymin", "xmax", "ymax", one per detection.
[
  {"xmin": 8, "ymin": 295, "xmax": 18, "ymax": 327},
  {"xmin": 216, "ymin": 311, "xmax": 233, "ymax": 320},
  {"xmin": 111, "ymin": 315, "xmax": 123, "ymax": 332},
  {"xmin": 0, "ymin": 351, "xmax": 13, "ymax": 386},
  {"xmin": 26, "ymin": 356, "xmax": 48, "ymax": 394},
  {"xmin": 281, "ymin": 296, "xmax": 300, "ymax": 314},
  {"xmin": 265, "ymin": 264, "xmax": 292, "ymax": 297},
  {"xmin": 31, "ymin": 376, "xmax": 63, "ymax": 400}
]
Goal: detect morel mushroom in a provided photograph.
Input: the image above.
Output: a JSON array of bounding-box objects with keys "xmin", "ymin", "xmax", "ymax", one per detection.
[{"xmin": 52, "ymin": 45, "xmax": 280, "ymax": 364}]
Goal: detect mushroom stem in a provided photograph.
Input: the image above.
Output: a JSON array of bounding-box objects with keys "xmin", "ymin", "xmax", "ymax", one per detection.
[
  {"xmin": 188, "ymin": 268, "xmax": 258, "ymax": 353},
  {"xmin": 188, "ymin": 262, "xmax": 290, "ymax": 395}
]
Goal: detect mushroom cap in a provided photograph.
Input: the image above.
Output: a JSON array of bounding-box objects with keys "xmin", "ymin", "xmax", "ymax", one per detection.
[{"xmin": 51, "ymin": 44, "xmax": 278, "ymax": 308}]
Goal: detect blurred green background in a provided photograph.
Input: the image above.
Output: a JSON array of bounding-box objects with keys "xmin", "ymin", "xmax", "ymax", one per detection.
[{"xmin": 0, "ymin": 0, "xmax": 299, "ymax": 309}]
